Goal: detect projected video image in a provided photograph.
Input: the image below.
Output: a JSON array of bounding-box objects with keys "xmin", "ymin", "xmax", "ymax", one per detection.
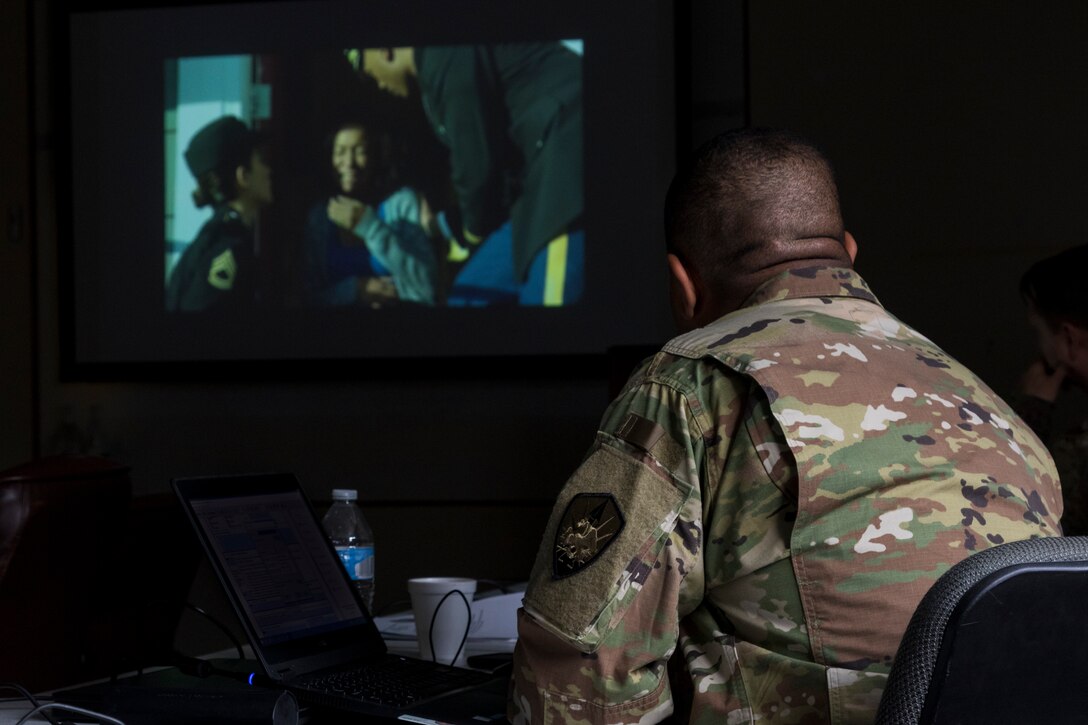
[{"xmin": 164, "ymin": 43, "xmax": 584, "ymax": 313}]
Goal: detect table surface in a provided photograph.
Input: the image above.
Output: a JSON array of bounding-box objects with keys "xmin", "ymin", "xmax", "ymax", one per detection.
[{"xmin": 0, "ymin": 611, "xmax": 516, "ymax": 724}]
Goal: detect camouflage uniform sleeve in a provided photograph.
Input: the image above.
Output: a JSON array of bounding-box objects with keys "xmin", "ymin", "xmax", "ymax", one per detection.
[{"xmin": 510, "ymin": 364, "xmax": 729, "ymax": 725}]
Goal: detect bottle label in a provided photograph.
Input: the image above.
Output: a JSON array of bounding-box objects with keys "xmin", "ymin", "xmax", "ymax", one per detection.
[{"xmin": 335, "ymin": 545, "xmax": 375, "ymax": 581}]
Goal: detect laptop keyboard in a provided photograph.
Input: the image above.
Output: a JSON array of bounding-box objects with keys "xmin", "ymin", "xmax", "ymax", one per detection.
[{"xmin": 299, "ymin": 655, "xmax": 494, "ymax": 709}]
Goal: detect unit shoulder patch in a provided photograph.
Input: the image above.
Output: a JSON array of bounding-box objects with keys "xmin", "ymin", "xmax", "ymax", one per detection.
[
  {"xmin": 552, "ymin": 493, "xmax": 625, "ymax": 579},
  {"xmin": 208, "ymin": 249, "xmax": 238, "ymax": 290}
]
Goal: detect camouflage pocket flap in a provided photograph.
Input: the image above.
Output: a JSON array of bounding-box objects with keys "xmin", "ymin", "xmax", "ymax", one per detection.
[{"xmin": 523, "ymin": 440, "xmax": 688, "ymax": 651}]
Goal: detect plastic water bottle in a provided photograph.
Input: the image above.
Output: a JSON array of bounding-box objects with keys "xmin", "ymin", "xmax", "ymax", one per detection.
[{"xmin": 321, "ymin": 489, "xmax": 376, "ymax": 613}]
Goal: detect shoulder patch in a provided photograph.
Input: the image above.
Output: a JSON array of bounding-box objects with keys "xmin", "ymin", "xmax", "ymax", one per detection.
[
  {"xmin": 208, "ymin": 249, "xmax": 237, "ymax": 290},
  {"xmin": 553, "ymin": 493, "xmax": 625, "ymax": 579}
]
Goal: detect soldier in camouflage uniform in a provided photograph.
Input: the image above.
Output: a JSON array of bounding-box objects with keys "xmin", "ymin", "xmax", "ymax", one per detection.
[
  {"xmin": 1017, "ymin": 244, "xmax": 1088, "ymax": 536},
  {"xmin": 509, "ymin": 128, "xmax": 1062, "ymax": 725}
]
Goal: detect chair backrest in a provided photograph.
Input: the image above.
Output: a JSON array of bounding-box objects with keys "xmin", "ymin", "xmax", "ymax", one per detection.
[
  {"xmin": 0, "ymin": 455, "xmax": 132, "ymax": 691},
  {"xmin": 875, "ymin": 536, "xmax": 1088, "ymax": 725}
]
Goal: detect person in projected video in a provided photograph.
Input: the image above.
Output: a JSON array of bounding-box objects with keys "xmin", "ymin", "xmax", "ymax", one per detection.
[
  {"xmin": 301, "ymin": 119, "xmax": 442, "ymax": 306},
  {"xmin": 166, "ymin": 116, "xmax": 270, "ymax": 312},
  {"xmin": 361, "ymin": 43, "xmax": 584, "ymax": 307}
]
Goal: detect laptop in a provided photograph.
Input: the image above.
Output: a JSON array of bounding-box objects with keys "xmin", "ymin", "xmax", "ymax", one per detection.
[{"xmin": 170, "ymin": 472, "xmax": 504, "ymax": 720}]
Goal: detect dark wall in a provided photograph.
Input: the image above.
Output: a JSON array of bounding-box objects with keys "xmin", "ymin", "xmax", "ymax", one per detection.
[
  {"xmin": 0, "ymin": 0, "xmax": 35, "ymax": 468},
  {"xmin": 746, "ymin": 1, "xmax": 1088, "ymax": 396}
]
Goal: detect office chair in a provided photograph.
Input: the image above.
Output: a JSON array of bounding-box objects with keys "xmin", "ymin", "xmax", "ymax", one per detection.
[
  {"xmin": 875, "ymin": 535, "xmax": 1088, "ymax": 725},
  {"xmin": 0, "ymin": 455, "xmax": 131, "ymax": 692}
]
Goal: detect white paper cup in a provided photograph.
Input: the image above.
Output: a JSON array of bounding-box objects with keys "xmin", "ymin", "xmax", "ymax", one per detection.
[{"xmin": 408, "ymin": 577, "xmax": 477, "ymax": 666}]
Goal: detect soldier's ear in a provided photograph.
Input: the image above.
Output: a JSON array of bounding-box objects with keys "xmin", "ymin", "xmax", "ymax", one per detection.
[
  {"xmin": 844, "ymin": 231, "xmax": 858, "ymax": 263},
  {"xmin": 667, "ymin": 252, "xmax": 699, "ymax": 326},
  {"xmin": 235, "ymin": 164, "xmax": 249, "ymax": 190}
]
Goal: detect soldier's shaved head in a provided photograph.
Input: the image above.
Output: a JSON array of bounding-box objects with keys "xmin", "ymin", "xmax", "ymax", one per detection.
[{"xmin": 665, "ymin": 128, "xmax": 852, "ymax": 309}]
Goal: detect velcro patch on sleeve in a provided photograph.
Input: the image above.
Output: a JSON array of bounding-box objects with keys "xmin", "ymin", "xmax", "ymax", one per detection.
[{"xmin": 523, "ymin": 440, "xmax": 688, "ymax": 651}]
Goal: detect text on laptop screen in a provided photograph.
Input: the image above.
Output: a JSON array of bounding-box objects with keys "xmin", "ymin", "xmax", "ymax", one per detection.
[{"xmin": 190, "ymin": 490, "xmax": 366, "ymax": 645}]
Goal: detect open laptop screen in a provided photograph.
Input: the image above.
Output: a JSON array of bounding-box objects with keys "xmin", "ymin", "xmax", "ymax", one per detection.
[{"xmin": 188, "ymin": 488, "xmax": 366, "ymax": 646}]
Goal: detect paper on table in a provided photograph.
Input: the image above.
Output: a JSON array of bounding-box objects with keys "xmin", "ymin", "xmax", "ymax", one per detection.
[
  {"xmin": 376, "ymin": 591, "xmax": 522, "ymax": 643},
  {"xmin": 376, "ymin": 611, "xmax": 420, "ymax": 640}
]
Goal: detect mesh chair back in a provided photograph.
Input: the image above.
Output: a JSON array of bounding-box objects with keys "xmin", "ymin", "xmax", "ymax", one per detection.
[{"xmin": 875, "ymin": 535, "xmax": 1088, "ymax": 725}]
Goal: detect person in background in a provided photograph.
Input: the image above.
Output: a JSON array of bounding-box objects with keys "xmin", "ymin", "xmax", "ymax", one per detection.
[
  {"xmin": 301, "ymin": 119, "xmax": 442, "ymax": 306},
  {"xmin": 167, "ymin": 116, "xmax": 271, "ymax": 311},
  {"xmin": 1017, "ymin": 243, "xmax": 1088, "ymax": 535},
  {"xmin": 509, "ymin": 128, "xmax": 1062, "ymax": 725},
  {"xmin": 361, "ymin": 43, "xmax": 583, "ymax": 306}
]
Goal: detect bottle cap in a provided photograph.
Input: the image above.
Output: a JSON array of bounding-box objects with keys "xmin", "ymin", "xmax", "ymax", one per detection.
[{"xmin": 331, "ymin": 488, "xmax": 358, "ymax": 501}]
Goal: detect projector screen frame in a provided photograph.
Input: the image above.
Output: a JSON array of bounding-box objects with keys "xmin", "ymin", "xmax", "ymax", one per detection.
[{"xmin": 51, "ymin": 0, "xmax": 717, "ymax": 382}]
